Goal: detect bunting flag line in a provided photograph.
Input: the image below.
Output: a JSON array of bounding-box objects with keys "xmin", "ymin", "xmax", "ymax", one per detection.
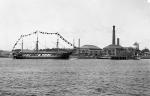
[
  {"xmin": 12, "ymin": 31, "xmax": 76, "ymax": 50},
  {"xmin": 12, "ymin": 36, "xmax": 23, "ymax": 50}
]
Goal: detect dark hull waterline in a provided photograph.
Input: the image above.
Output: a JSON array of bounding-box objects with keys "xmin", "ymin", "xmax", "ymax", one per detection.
[
  {"xmin": 13, "ymin": 52, "xmax": 71, "ymax": 59},
  {"xmin": 14, "ymin": 56, "xmax": 69, "ymax": 59}
]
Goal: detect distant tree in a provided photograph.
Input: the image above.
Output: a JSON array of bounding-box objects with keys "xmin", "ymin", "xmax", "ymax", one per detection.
[{"xmin": 141, "ymin": 48, "xmax": 149, "ymax": 53}]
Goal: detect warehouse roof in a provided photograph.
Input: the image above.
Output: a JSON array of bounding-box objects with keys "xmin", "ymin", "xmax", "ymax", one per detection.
[
  {"xmin": 81, "ymin": 45, "xmax": 101, "ymax": 49},
  {"xmin": 104, "ymin": 44, "xmax": 123, "ymax": 49}
]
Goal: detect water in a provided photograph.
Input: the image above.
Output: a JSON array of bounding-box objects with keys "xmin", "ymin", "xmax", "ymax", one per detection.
[{"xmin": 0, "ymin": 58, "xmax": 150, "ymax": 96}]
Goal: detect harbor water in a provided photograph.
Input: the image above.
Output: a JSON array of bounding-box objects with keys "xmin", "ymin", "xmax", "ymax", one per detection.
[{"xmin": 0, "ymin": 58, "xmax": 150, "ymax": 96}]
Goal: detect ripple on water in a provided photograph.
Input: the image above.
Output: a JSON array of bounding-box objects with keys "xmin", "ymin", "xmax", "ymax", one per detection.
[{"xmin": 0, "ymin": 59, "xmax": 150, "ymax": 96}]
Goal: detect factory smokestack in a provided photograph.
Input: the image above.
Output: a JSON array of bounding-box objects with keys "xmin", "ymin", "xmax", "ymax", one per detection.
[
  {"xmin": 117, "ymin": 38, "xmax": 120, "ymax": 45},
  {"xmin": 112, "ymin": 25, "xmax": 116, "ymax": 45}
]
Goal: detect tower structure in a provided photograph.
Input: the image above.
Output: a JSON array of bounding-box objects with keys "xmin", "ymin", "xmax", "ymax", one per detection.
[
  {"xmin": 21, "ymin": 37, "xmax": 23, "ymax": 52},
  {"xmin": 112, "ymin": 25, "xmax": 116, "ymax": 45},
  {"xmin": 36, "ymin": 32, "xmax": 39, "ymax": 53},
  {"xmin": 117, "ymin": 38, "xmax": 120, "ymax": 46}
]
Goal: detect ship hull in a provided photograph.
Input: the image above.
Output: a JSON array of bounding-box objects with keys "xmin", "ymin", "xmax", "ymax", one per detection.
[{"xmin": 13, "ymin": 52, "xmax": 71, "ymax": 59}]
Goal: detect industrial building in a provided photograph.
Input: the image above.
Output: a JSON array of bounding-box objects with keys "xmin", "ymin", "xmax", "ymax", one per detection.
[
  {"xmin": 102, "ymin": 26, "xmax": 126, "ymax": 58},
  {"xmin": 72, "ymin": 45, "xmax": 102, "ymax": 59},
  {"xmin": 102, "ymin": 25, "xmax": 138, "ymax": 59},
  {"xmin": 79, "ymin": 45, "xmax": 102, "ymax": 56},
  {"xmin": 71, "ymin": 25, "xmax": 139, "ymax": 59}
]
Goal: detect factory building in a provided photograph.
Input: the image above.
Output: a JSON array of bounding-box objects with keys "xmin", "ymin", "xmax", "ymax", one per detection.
[
  {"xmin": 71, "ymin": 25, "xmax": 139, "ymax": 59},
  {"xmin": 79, "ymin": 45, "xmax": 102, "ymax": 56},
  {"xmin": 71, "ymin": 45, "xmax": 102, "ymax": 59},
  {"xmin": 102, "ymin": 25, "xmax": 127, "ymax": 59}
]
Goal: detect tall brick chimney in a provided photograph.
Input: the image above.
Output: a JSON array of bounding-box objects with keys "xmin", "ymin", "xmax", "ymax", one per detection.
[
  {"xmin": 112, "ymin": 25, "xmax": 116, "ymax": 45},
  {"xmin": 117, "ymin": 38, "xmax": 120, "ymax": 45}
]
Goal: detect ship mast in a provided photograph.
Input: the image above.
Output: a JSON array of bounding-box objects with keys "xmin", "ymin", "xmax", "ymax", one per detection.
[
  {"xmin": 73, "ymin": 38, "xmax": 75, "ymax": 48},
  {"xmin": 21, "ymin": 35, "xmax": 23, "ymax": 52},
  {"xmin": 36, "ymin": 31, "xmax": 39, "ymax": 53},
  {"xmin": 78, "ymin": 38, "xmax": 80, "ymax": 56},
  {"xmin": 56, "ymin": 38, "xmax": 59, "ymax": 52}
]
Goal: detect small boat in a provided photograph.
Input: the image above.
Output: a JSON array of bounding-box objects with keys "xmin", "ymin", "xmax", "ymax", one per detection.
[
  {"xmin": 133, "ymin": 56, "xmax": 141, "ymax": 60},
  {"xmin": 132, "ymin": 53, "xmax": 141, "ymax": 60},
  {"xmin": 97, "ymin": 55, "xmax": 111, "ymax": 59}
]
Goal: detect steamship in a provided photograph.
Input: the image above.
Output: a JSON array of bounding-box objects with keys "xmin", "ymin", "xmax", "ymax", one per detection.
[{"xmin": 12, "ymin": 32, "xmax": 72, "ymax": 59}]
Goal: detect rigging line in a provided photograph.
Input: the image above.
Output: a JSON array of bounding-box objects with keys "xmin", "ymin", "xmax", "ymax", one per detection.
[
  {"xmin": 12, "ymin": 35, "xmax": 23, "ymax": 51},
  {"xmin": 56, "ymin": 33, "xmax": 73, "ymax": 47},
  {"xmin": 39, "ymin": 31, "xmax": 75, "ymax": 47},
  {"xmin": 12, "ymin": 31, "xmax": 37, "ymax": 51},
  {"xmin": 38, "ymin": 41, "xmax": 49, "ymax": 49},
  {"xmin": 12, "ymin": 31, "xmax": 75, "ymax": 51},
  {"xmin": 39, "ymin": 31, "xmax": 57, "ymax": 35},
  {"xmin": 22, "ymin": 31, "xmax": 37, "ymax": 38},
  {"xmin": 23, "ymin": 40, "xmax": 37, "ymax": 50}
]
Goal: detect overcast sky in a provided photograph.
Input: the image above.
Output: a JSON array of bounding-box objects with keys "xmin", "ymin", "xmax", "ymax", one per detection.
[{"xmin": 0, "ymin": 0, "xmax": 150, "ymax": 50}]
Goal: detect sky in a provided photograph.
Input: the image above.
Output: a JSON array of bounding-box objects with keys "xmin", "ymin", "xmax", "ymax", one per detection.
[{"xmin": 0, "ymin": 0, "xmax": 150, "ymax": 50}]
